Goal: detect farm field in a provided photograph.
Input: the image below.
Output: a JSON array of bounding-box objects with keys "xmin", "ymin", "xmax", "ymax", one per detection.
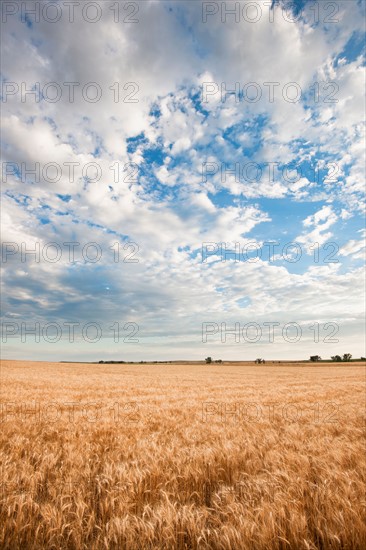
[{"xmin": 0, "ymin": 360, "xmax": 365, "ymax": 549}]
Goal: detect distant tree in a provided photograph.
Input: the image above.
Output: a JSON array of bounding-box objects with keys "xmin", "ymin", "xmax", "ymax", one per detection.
[
  {"xmin": 215, "ymin": 359, "xmax": 222, "ymax": 363},
  {"xmin": 361, "ymin": 357, "xmax": 366, "ymax": 361},
  {"xmin": 310, "ymin": 355, "xmax": 321, "ymax": 362},
  {"xmin": 205, "ymin": 357, "xmax": 212, "ymax": 364},
  {"xmin": 331, "ymin": 355, "xmax": 342, "ymax": 362},
  {"xmin": 343, "ymin": 353, "xmax": 352, "ymax": 362},
  {"xmin": 255, "ymin": 358, "xmax": 265, "ymax": 364}
]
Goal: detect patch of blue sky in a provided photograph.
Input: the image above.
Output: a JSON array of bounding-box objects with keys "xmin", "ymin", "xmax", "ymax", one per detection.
[
  {"xmin": 4, "ymin": 191, "xmax": 32, "ymax": 206},
  {"xmin": 64, "ymin": 133, "xmax": 79, "ymax": 153},
  {"xmin": 135, "ymin": 145, "xmax": 176, "ymax": 202},
  {"xmin": 197, "ymin": 196, "xmax": 355, "ymax": 271},
  {"xmin": 287, "ymin": 0, "xmax": 308, "ymax": 14},
  {"xmin": 27, "ymin": 207, "xmax": 133, "ymax": 257},
  {"xmin": 140, "ymin": 144, "xmax": 165, "ymax": 167},
  {"xmin": 189, "ymin": 89, "xmax": 210, "ymax": 118},
  {"xmin": 92, "ymin": 145, "xmax": 102, "ymax": 158},
  {"xmin": 75, "ymin": 219, "xmax": 129, "ymax": 242},
  {"xmin": 272, "ymin": 0, "xmax": 337, "ymax": 26},
  {"xmin": 205, "ymin": 244, "xmax": 342, "ymax": 276},
  {"xmin": 336, "ymin": 31, "xmax": 366, "ymax": 65},
  {"xmin": 60, "ymin": 265, "xmax": 119, "ymax": 297},
  {"xmin": 215, "ymin": 286, "xmax": 226, "ymax": 293},
  {"xmin": 0, "ymin": 75, "xmax": 17, "ymax": 100},
  {"xmin": 54, "ymin": 210, "xmax": 70, "ymax": 217},
  {"xmin": 137, "ymin": 174, "xmax": 175, "ymax": 203},
  {"xmin": 236, "ymin": 297, "xmax": 252, "ymax": 309},
  {"xmin": 270, "ymin": 146, "xmax": 346, "ymax": 193},
  {"xmin": 39, "ymin": 202, "xmax": 51, "ymax": 210},
  {"xmin": 127, "ymin": 132, "xmax": 149, "ymax": 154},
  {"xmin": 301, "ymin": 85, "xmax": 338, "ymax": 112},
  {"xmin": 248, "ymin": 198, "xmax": 310, "ymax": 232},
  {"xmin": 8, "ymin": 296, "xmax": 38, "ymax": 307},
  {"xmin": 186, "ymin": 248, "xmax": 202, "ymax": 261},
  {"xmin": 43, "ymin": 116, "xmax": 57, "ymax": 131},
  {"xmin": 3, "ymin": 162, "xmax": 22, "ymax": 181},
  {"xmin": 169, "ymin": 5, "xmax": 209, "ymax": 60},
  {"xmin": 197, "ymin": 115, "xmax": 268, "ymax": 161},
  {"xmin": 222, "ymin": 122, "xmax": 263, "ymax": 155},
  {"xmin": 82, "ymin": 129, "xmax": 104, "ymax": 157},
  {"xmin": 22, "ymin": 13, "xmax": 33, "ymax": 29},
  {"xmin": 149, "ymin": 103, "xmax": 162, "ymax": 120},
  {"xmin": 132, "ymin": 179, "xmax": 159, "ymax": 201},
  {"xmin": 338, "ymin": 213, "xmax": 365, "ymax": 236},
  {"xmin": 30, "ymin": 36, "xmax": 42, "ymax": 49},
  {"xmin": 207, "ymin": 189, "xmax": 241, "ymax": 208},
  {"xmin": 335, "ymin": 257, "xmax": 365, "ymax": 275},
  {"xmin": 56, "ymin": 194, "xmax": 72, "ymax": 203}
]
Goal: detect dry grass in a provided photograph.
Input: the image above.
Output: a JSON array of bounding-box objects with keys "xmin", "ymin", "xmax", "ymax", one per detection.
[{"xmin": 1, "ymin": 359, "xmax": 365, "ymax": 549}]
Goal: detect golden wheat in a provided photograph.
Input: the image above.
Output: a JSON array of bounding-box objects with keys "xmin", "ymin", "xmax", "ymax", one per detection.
[{"xmin": 0, "ymin": 360, "xmax": 365, "ymax": 549}]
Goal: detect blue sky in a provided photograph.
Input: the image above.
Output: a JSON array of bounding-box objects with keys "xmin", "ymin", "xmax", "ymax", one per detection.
[{"xmin": 1, "ymin": 0, "xmax": 365, "ymax": 360}]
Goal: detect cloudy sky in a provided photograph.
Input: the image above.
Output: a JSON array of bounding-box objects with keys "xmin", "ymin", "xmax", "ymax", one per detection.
[{"xmin": 1, "ymin": 0, "xmax": 365, "ymax": 361}]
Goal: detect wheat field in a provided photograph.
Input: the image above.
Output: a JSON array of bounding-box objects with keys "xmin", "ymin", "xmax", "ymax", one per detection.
[{"xmin": 0, "ymin": 359, "xmax": 365, "ymax": 549}]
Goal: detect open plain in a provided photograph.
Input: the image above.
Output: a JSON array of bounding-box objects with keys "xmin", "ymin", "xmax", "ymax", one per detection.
[{"xmin": 0, "ymin": 360, "xmax": 365, "ymax": 549}]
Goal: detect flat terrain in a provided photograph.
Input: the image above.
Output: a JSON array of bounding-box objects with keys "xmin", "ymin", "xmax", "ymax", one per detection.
[{"xmin": 1, "ymin": 360, "xmax": 365, "ymax": 549}]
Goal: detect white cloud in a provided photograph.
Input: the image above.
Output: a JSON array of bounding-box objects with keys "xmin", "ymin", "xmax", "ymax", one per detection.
[{"xmin": 296, "ymin": 206, "xmax": 338, "ymax": 251}]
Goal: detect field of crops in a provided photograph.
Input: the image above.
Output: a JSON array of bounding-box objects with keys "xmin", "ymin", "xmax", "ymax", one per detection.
[{"xmin": 1, "ymin": 360, "xmax": 365, "ymax": 549}]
